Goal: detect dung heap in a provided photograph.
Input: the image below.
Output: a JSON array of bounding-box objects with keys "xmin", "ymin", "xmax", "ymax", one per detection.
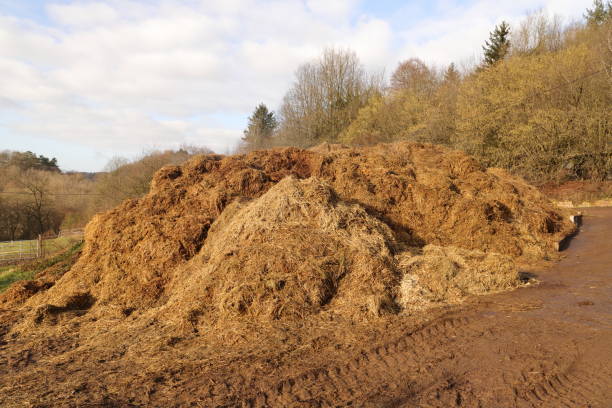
[{"xmin": 2, "ymin": 142, "xmax": 575, "ymax": 332}]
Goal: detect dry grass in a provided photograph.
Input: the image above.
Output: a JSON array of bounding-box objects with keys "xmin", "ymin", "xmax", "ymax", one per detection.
[
  {"xmin": 398, "ymin": 245, "xmax": 520, "ymax": 311},
  {"xmin": 161, "ymin": 176, "xmax": 401, "ymax": 327}
]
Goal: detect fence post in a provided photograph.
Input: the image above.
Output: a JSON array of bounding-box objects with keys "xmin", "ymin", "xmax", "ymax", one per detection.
[{"xmin": 37, "ymin": 234, "xmax": 43, "ymax": 259}]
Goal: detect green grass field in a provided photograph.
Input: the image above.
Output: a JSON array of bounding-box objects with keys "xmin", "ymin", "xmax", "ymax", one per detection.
[
  {"xmin": 0, "ymin": 236, "xmax": 81, "ymax": 262},
  {"xmin": 0, "ymin": 241, "xmax": 36, "ymax": 251},
  {"xmin": 0, "ymin": 264, "xmax": 36, "ymax": 292},
  {"xmin": 0, "ymin": 239, "xmax": 83, "ymax": 293}
]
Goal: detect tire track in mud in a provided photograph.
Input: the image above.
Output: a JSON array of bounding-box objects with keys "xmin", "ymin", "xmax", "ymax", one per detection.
[
  {"xmin": 516, "ymin": 363, "xmax": 612, "ymax": 408},
  {"xmin": 238, "ymin": 316, "xmax": 493, "ymax": 407},
  {"xmin": 227, "ymin": 312, "xmax": 612, "ymax": 408}
]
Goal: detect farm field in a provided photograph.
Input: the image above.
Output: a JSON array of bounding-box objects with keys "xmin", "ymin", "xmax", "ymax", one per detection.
[{"xmin": 0, "ymin": 240, "xmax": 38, "ymax": 263}]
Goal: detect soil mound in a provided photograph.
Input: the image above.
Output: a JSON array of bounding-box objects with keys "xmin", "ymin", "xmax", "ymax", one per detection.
[{"xmin": 9, "ymin": 142, "xmax": 574, "ymax": 327}]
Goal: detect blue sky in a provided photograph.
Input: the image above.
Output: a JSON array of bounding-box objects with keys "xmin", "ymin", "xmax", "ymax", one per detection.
[{"xmin": 0, "ymin": 0, "xmax": 594, "ymax": 172}]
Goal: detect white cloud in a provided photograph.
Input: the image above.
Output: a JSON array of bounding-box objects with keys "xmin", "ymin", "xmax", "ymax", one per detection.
[
  {"xmin": 344, "ymin": 17, "xmax": 394, "ymax": 71},
  {"xmin": 393, "ymin": 0, "xmax": 594, "ymax": 69},
  {"xmin": 0, "ymin": 0, "xmax": 594, "ymax": 170},
  {"xmin": 47, "ymin": 2, "xmax": 120, "ymax": 27},
  {"xmin": 307, "ymin": 0, "xmax": 358, "ymax": 19}
]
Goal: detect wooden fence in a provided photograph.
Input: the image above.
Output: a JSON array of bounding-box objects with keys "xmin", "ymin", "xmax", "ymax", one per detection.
[
  {"xmin": 0, "ymin": 238, "xmax": 40, "ymax": 264},
  {"xmin": 0, "ymin": 229, "xmax": 84, "ymax": 265},
  {"xmin": 58, "ymin": 228, "xmax": 85, "ymax": 238}
]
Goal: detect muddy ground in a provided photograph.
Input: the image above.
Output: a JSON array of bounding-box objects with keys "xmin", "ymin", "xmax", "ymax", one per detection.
[{"xmin": 1, "ymin": 206, "xmax": 611, "ymax": 407}]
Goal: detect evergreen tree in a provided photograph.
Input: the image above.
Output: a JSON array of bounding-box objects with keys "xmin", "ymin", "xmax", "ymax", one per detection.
[
  {"xmin": 1, "ymin": 151, "xmax": 60, "ymax": 172},
  {"xmin": 482, "ymin": 21, "xmax": 511, "ymax": 66},
  {"xmin": 585, "ymin": 0, "xmax": 612, "ymax": 25},
  {"xmin": 443, "ymin": 63, "xmax": 460, "ymax": 83},
  {"xmin": 242, "ymin": 103, "xmax": 278, "ymax": 151}
]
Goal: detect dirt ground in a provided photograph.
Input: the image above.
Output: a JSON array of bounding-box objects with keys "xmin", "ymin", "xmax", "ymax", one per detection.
[
  {"xmin": 0, "ymin": 206, "xmax": 609, "ymax": 407},
  {"xmin": 540, "ymin": 180, "xmax": 612, "ymax": 205}
]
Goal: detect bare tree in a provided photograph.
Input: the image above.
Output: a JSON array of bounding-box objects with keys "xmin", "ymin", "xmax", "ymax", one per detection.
[
  {"xmin": 96, "ymin": 149, "xmax": 211, "ymax": 208},
  {"xmin": 0, "ymin": 197, "xmax": 25, "ymax": 240},
  {"xmin": 15, "ymin": 169, "xmax": 60, "ymax": 236},
  {"xmin": 390, "ymin": 58, "xmax": 438, "ymax": 96},
  {"xmin": 511, "ymin": 11, "xmax": 564, "ymax": 56},
  {"xmin": 278, "ymin": 48, "xmax": 383, "ymax": 146}
]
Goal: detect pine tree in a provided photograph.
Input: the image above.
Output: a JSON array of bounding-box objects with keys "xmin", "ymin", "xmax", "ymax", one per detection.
[
  {"xmin": 585, "ymin": 0, "xmax": 612, "ymax": 25},
  {"xmin": 482, "ymin": 21, "xmax": 511, "ymax": 66},
  {"xmin": 242, "ymin": 103, "xmax": 278, "ymax": 151},
  {"xmin": 443, "ymin": 63, "xmax": 460, "ymax": 83}
]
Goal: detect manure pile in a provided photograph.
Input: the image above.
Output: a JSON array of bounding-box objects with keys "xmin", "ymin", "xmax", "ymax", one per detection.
[{"xmin": 3, "ymin": 142, "xmax": 575, "ymax": 331}]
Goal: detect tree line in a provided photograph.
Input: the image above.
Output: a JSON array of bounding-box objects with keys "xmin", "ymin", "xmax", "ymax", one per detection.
[
  {"xmin": 0, "ymin": 146, "xmax": 211, "ymax": 241},
  {"xmin": 240, "ymin": 1, "xmax": 611, "ymax": 183}
]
